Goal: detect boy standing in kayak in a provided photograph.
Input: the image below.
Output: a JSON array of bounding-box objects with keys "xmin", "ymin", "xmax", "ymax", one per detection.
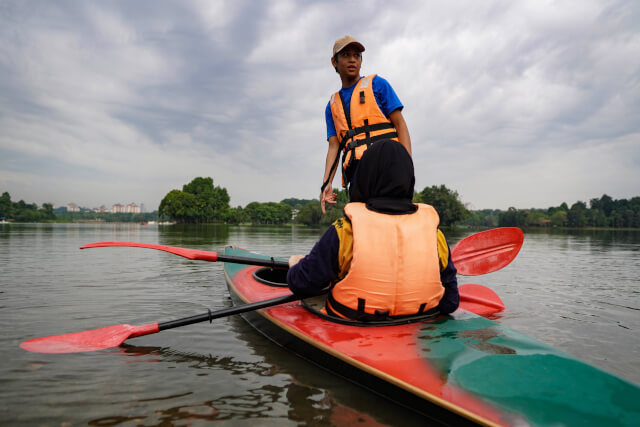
[
  {"xmin": 320, "ymin": 35, "xmax": 412, "ymax": 214},
  {"xmin": 290, "ymin": 140, "xmax": 459, "ymax": 321}
]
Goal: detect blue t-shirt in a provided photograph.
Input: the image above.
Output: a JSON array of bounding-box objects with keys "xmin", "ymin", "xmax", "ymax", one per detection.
[{"xmin": 325, "ymin": 75, "xmax": 403, "ymax": 140}]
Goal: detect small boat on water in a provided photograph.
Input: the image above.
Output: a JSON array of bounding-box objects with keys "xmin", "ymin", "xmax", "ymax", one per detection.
[{"xmin": 224, "ymin": 246, "xmax": 640, "ymax": 426}]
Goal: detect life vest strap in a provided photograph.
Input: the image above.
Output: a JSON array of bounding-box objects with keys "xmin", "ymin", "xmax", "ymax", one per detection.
[
  {"xmin": 345, "ymin": 131, "xmax": 399, "ymax": 151},
  {"xmin": 326, "ymin": 291, "xmax": 439, "ymax": 322},
  {"xmin": 338, "ymin": 92, "xmax": 352, "ymax": 131},
  {"xmin": 339, "ymin": 122, "xmax": 396, "ymax": 148},
  {"xmin": 341, "ymin": 127, "xmax": 398, "ymax": 186}
]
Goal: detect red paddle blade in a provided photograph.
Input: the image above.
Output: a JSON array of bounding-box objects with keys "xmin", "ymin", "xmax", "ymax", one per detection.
[
  {"xmin": 81, "ymin": 242, "xmax": 219, "ymax": 262},
  {"xmin": 20, "ymin": 323, "xmax": 159, "ymax": 354},
  {"xmin": 452, "ymin": 227, "xmax": 524, "ymax": 276},
  {"xmin": 459, "ymin": 283, "xmax": 506, "ymax": 316}
]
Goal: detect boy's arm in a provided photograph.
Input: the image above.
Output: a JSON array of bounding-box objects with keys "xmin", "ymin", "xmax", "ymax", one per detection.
[
  {"xmin": 389, "ymin": 109, "xmax": 412, "ymax": 156},
  {"xmin": 321, "ymin": 136, "xmax": 340, "ymax": 214}
]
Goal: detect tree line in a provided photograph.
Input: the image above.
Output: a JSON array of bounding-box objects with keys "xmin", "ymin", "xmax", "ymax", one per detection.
[
  {"xmin": 4, "ymin": 179, "xmax": 639, "ymax": 229},
  {"xmin": 1, "ymin": 192, "xmax": 55, "ymax": 222},
  {"xmin": 158, "ymin": 177, "xmax": 294, "ymax": 224},
  {"xmin": 0, "ymin": 191, "xmax": 157, "ymax": 223},
  {"xmin": 149, "ymin": 179, "xmax": 640, "ymax": 229},
  {"xmin": 54, "ymin": 211, "xmax": 158, "ymax": 223},
  {"xmin": 157, "ymin": 178, "xmax": 471, "ymax": 226},
  {"xmin": 462, "ymin": 194, "xmax": 640, "ymax": 228},
  {"xmin": 292, "ymin": 184, "xmax": 470, "ymax": 226}
]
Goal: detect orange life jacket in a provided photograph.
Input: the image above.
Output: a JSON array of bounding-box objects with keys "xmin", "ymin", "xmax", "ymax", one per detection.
[
  {"xmin": 326, "ymin": 203, "xmax": 444, "ymax": 321},
  {"xmin": 329, "ymin": 75, "xmax": 399, "ymax": 185}
]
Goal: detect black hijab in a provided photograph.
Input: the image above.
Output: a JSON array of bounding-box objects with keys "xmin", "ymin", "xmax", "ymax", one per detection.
[{"xmin": 349, "ymin": 139, "xmax": 417, "ymax": 214}]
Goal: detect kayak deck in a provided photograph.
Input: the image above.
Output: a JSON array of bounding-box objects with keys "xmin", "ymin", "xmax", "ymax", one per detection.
[{"xmin": 223, "ymin": 246, "xmax": 640, "ymax": 426}]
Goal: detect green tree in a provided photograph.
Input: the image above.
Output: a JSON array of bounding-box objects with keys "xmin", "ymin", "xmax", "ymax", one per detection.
[
  {"xmin": 499, "ymin": 207, "xmax": 529, "ymax": 227},
  {"xmin": 182, "ymin": 177, "xmax": 230, "ymax": 222},
  {"xmin": 158, "ymin": 189, "xmax": 198, "ymax": 223},
  {"xmin": 0, "ymin": 192, "xmax": 13, "ymax": 219},
  {"xmin": 222, "ymin": 206, "xmax": 247, "ymax": 224},
  {"xmin": 243, "ymin": 202, "xmax": 292, "ymax": 224},
  {"xmin": 158, "ymin": 177, "xmax": 230, "ymax": 223},
  {"xmin": 567, "ymin": 201, "xmax": 587, "ymax": 227},
  {"xmin": 11, "ymin": 199, "xmax": 44, "ymax": 222},
  {"xmin": 295, "ymin": 202, "xmax": 323, "ymax": 225},
  {"xmin": 525, "ymin": 210, "xmax": 547, "ymax": 227},
  {"xmin": 417, "ymin": 185, "xmax": 469, "ymax": 226},
  {"xmin": 550, "ymin": 210, "xmax": 567, "ymax": 227},
  {"xmin": 465, "ymin": 209, "xmax": 500, "ymax": 227},
  {"xmin": 40, "ymin": 203, "xmax": 55, "ymax": 220},
  {"xmin": 281, "ymin": 198, "xmax": 314, "ymax": 210}
]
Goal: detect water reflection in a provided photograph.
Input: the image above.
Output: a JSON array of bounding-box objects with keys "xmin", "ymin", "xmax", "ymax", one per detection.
[
  {"xmin": 88, "ymin": 342, "xmax": 400, "ymax": 427},
  {"xmin": 89, "ymin": 399, "xmax": 220, "ymax": 426},
  {"xmin": 86, "ymin": 312, "xmax": 432, "ymax": 427},
  {"xmin": 158, "ymin": 224, "xmax": 231, "ymax": 247},
  {"xmin": 519, "ymin": 227, "xmax": 640, "ymax": 249}
]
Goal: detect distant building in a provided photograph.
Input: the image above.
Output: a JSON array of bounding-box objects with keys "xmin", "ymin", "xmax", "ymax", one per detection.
[
  {"xmin": 126, "ymin": 203, "xmax": 140, "ymax": 213},
  {"xmin": 67, "ymin": 203, "xmax": 80, "ymax": 212},
  {"xmin": 112, "ymin": 203, "xmax": 125, "ymax": 213}
]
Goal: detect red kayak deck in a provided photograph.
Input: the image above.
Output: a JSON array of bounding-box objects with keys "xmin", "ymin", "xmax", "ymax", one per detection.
[{"xmin": 224, "ymin": 246, "xmax": 640, "ymax": 426}]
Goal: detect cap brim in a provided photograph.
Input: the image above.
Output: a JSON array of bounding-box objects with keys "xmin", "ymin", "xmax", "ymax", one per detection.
[{"xmin": 343, "ymin": 41, "xmax": 365, "ymax": 52}]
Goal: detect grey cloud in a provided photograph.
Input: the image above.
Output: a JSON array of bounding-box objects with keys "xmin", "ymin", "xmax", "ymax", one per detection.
[{"xmin": 1, "ymin": 0, "xmax": 638, "ymax": 210}]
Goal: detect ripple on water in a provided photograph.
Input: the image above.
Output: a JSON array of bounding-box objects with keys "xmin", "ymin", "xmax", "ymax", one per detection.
[{"xmin": 2, "ymin": 224, "xmax": 639, "ymax": 425}]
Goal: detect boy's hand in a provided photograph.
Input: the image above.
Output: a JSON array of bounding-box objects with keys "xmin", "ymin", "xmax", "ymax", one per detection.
[{"xmin": 320, "ymin": 186, "xmax": 337, "ymax": 214}]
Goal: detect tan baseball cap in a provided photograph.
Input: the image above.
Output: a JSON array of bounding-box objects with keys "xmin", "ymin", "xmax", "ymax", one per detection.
[{"xmin": 332, "ymin": 35, "xmax": 365, "ymax": 56}]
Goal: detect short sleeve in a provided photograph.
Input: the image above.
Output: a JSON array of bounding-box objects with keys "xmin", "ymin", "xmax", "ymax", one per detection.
[
  {"xmin": 325, "ymin": 101, "xmax": 337, "ymax": 140},
  {"xmin": 372, "ymin": 75, "xmax": 403, "ymax": 117}
]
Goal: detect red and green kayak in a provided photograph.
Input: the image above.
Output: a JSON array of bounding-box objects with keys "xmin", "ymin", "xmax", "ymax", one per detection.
[{"xmin": 223, "ymin": 246, "xmax": 640, "ymax": 427}]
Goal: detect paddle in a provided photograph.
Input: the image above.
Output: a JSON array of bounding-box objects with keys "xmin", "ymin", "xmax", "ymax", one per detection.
[
  {"xmin": 21, "ymin": 283, "xmax": 504, "ymax": 354},
  {"xmin": 451, "ymin": 227, "xmax": 523, "ymax": 276},
  {"xmin": 80, "ymin": 227, "xmax": 524, "ymax": 277},
  {"xmin": 80, "ymin": 242, "xmax": 289, "ymax": 269},
  {"xmin": 458, "ymin": 284, "xmax": 505, "ymax": 317},
  {"xmin": 20, "ymin": 293, "xmax": 302, "ymax": 354}
]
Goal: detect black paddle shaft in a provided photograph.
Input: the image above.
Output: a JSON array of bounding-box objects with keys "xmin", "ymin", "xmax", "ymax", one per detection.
[
  {"xmin": 217, "ymin": 254, "xmax": 289, "ymax": 269},
  {"xmin": 157, "ymin": 293, "xmax": 301, "ymax": 331}
]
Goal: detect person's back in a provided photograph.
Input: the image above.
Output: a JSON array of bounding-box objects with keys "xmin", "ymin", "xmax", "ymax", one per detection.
[
  {"xmin": 325, "ymin": 201, "xmax": 444, "ymax": 321},
  {"xmin": 288, "ymin": 140, "xmax": 459, "ymax": 321}
]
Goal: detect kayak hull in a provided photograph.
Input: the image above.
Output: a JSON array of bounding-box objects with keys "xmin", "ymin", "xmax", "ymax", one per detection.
[
  {"xmin": 227, "ymin": 282, "xmax": 479, "ymax": 426},
  {"xmin": 223, "ymin": 246, "xmax": 640, "ymax": 426}
]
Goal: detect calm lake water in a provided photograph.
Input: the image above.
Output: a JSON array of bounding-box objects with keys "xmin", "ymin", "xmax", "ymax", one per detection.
[{"xmin": 1, "ymin": 223, "xmax": 639, "ymax": 426}]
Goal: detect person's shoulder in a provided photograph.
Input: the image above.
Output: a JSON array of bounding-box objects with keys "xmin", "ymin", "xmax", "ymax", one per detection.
[{"xmin": 372, "ymin": 74, "xmax": 393, "ymax": 87}]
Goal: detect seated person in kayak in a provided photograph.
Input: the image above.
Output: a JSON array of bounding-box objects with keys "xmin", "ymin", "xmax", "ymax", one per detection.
[{"xmin": 287, "ymin": 140, "xmax": 459, "ymax": 321}]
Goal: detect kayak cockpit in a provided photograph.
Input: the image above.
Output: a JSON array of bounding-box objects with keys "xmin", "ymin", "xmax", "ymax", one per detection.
[
  {"xmin": 252, "ymin": 266, "xmax": 288, "ymax": 287},
  {"xmin": 252, "ymin": 267, "xmax": 441, "ymax": 327}
]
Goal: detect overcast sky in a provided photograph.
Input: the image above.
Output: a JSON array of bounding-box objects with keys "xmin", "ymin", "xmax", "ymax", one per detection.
[{"xmin": 1, "ymin": 0, "xmax": 638, "ymax": 211}]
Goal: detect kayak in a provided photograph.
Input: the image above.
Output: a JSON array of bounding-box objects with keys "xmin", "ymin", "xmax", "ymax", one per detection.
[{"xmin": 224, "ymin": 246, "xmax": 640, "ymax": 426}]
